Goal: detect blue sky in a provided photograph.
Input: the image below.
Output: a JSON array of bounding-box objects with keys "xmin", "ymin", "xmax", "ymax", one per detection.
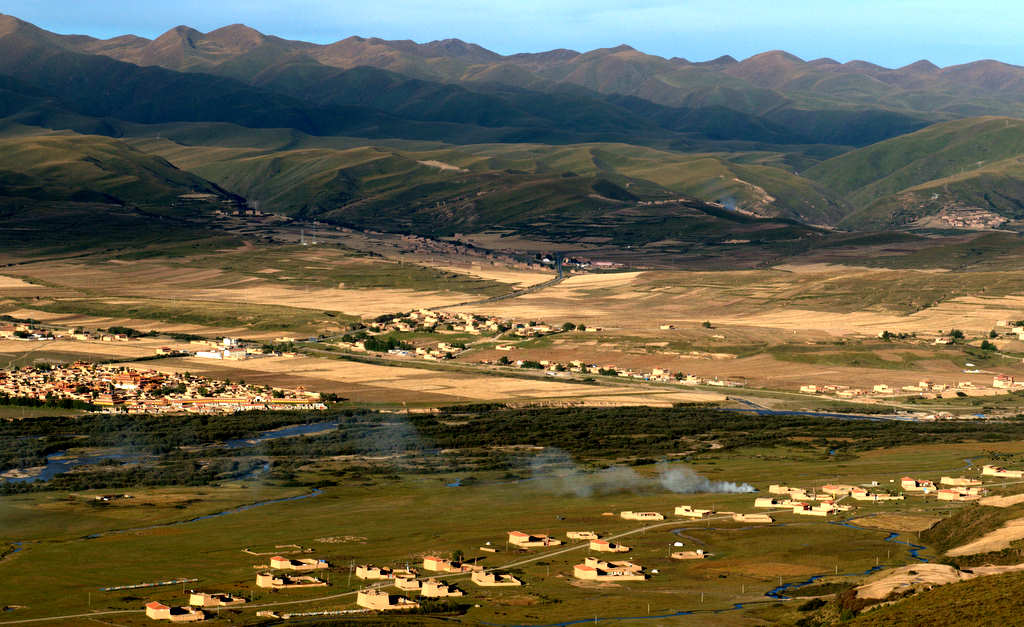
[{"xmin": 4, "ymin": 0, "xmax": 1021, "ymax": 68}]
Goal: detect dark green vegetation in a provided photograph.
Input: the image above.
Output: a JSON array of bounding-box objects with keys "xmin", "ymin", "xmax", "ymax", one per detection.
[
  {"xmin": 9, "ymin": 15, "xmax": 1024, "ymax": 249},
  {"xmin": 9, "ymin": 404, "xmax": 1024, "ymax": 493}
]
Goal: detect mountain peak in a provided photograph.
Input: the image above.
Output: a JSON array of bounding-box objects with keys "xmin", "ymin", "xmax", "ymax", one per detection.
[
  {"xmin": 205, "ymin": 23, "xmax": 266, "ymax": 49},
  {"xmin": 900, "ymin": 59, "xmax": 939, "ymax": 72},
  {"xmin": 154, "ymin": 25, "xmax": 202, "ymax": 44},
  {"xmin": 609, "ymin": 44, "xmax": 637, "ymax": 53},
  {"xmin": 742, "ymin": 50, "xmax": 804, "ymax": 64},
  {"xmin": 704, "ymin": 54, "xmax": 737, "ymax": 65}
]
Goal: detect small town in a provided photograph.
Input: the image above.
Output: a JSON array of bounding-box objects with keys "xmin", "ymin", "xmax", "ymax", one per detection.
[{"xmin": 0, "ymin": 363, "xmax": 325, "ymax": 414}]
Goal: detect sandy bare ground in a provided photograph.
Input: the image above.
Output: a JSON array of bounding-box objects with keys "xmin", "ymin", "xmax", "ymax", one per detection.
[
  {"xmin": 430, "ymin": 265, "xmax": 554, "ymax": 287},
  {"xmin": 713, "ymin": 296, "xmax": 1024, "ymax": 336},
  {"xmin": 947, "ymin": 517, "xmax": 1024, "ymax": 556},
  {"xmin": 4, "ymin": 259, "xmax": 504, "ymax": 316},
  {"xmin": 416, "ymin": 159, "xmax": 467, "ymax": 172},
  {"xmin": 185, "ymin": 285, "xmax": 481, "ymax": 317},
  {"xmin": 466, "ymin": 344, "xmax": 1002, "ymax": 393},
  {"xmin": 980, "ymin": 493, "xmax": 1024, "ymax": 508},
  {"xmin": 450, "ymin": 268, "xmax": 1024, "ymax": 337},
  {"xmin": 0, "ymin": 275, "xmax": 43, "ymax": 289},
  {"xmin": 2, "ymin": 308, "xmax": 247, "ymax": 336},
  {"xmin": 0, "ymin": 338, "xmax": 192, "ymax": 360},
  {"xmin": 772, "ymin": 263, "xmax": 892, "ymax": 274},
  {"xmin": 856, "ymin": 563, "xmax": 1024, "ymax": 600},
  {"xmin": 853, "ymin": 514, "xmax": 941, "ymax": 533},
  {"xmin": 122, "ymin": 355, "xmax": 725, "ymax": 405}
]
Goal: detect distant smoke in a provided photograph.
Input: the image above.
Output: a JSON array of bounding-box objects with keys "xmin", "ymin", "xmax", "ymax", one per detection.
[
  {"xmin": 527, "ymin": 449, "xmax": 754, "ymax": 497},
  {"xmin": 721, "ymin": 197, "xmax": 737, "ymax": 211},
  {"xmin": 657, "ymin": 464, "xmax": 754, "ymax": 494}
]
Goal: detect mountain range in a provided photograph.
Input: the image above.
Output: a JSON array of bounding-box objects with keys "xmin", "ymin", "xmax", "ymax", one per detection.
[{"xmin": 5, "ymin": 13, "xmax": 1024, "ymax": 248}]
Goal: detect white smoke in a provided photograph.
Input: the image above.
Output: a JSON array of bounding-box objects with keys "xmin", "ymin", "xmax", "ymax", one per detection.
[
  {"xmin": 527, "ymin": 449, "xmax": 754, "ymax": 496},
  {"xmin": 657, "ymin": 463, "xmax": 755, "ymax": 494}
]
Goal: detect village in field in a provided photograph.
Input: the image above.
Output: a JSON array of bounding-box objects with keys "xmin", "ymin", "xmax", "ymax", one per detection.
[{"xmin": 4, "ymin": 223, "xmax": 1024, "ymax": 626}]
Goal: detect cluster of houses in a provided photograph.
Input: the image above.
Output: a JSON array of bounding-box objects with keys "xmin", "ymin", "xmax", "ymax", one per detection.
[
  {"xmin": 799, "ymin": 376, "xmax": 1020, "ymax": 400},
  {"xmin": 255, "ymin": 555, "xmax": 331, "ymax": 590},
  {"xmin": 0, "ymin": 321, "xmax": 55, "ymax": 341},
  {"xmin": 147, "ymin": 460, "xmax": 1024, "ymax": 620},
  {"xmin": 0, "ymin": 321, "xmax": 155, "ymax": 344},
  {"xmin": 351, "ymin": 552, "xmax": 528, "ymax": 611},
  {"xmin": 0, "ymin": 320, "xmax": 303, "ymax": 363},
  {"xmin": 190, "ymin": 337, "xmax": 282, "ymax": 361},
  {"xmin": 0, "ymin": 363, "xmax": 325, "ymax": 414},
  {"xmin": 144, "ymin": 593, "xmax": 246, "ymax": 622},
  {"xmin": 752, "ymin": 471, "xmax": 1006, "ymax": 515},
  {"xmin": 482, "ymin": 357, "xmax": 746, "ymax": 387},
  {"xmin": 934, "ymin": 207, "xmax": 1008, "ymax": 230},
  {"xmin": 367, "ymin": 310, "xmax": 517, "ymax": 337}
]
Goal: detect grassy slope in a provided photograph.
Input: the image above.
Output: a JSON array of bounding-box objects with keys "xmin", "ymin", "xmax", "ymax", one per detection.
[
  {"xmin": 806, "ymin": 117, "xmax": 1024, "ymax": 228},
  {"xmin": 850, "ymin": 570, "xmax": 1024, "ymax": 626},
  {"xmin": 125, "ymin": 124, "xmax": 844, "ymax": 228},
  {"xmin": 0, "ymin": 129, "xmax": 232, "ymax": 208},
  {"xmin": 0, "ymin": 128, "xmax": 242, "ymax": 255}
]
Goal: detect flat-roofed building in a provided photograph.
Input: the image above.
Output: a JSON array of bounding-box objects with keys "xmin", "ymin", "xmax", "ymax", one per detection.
[
  {"xmin": 421, "ymin": 579, "xmax": 463, "ymax": 598},
  {"xmin": 472, "ymin": 571, "xmax": 522, "ymax": 587},
  {"xmin": 187, "ymin": 593, "xmax": 245, "ymax": 608},
  {"xmin": 589, "ymin": 539, "xmax": 630, "ymax": 553},
  {"xmin": 620, "ymin": 511, "xmax": 664, "ymax": 521},
  {"xmin": 508, "ymin": 531, "xmax": 562, "ymax": 548},
  {"xmin": 573, "ymin": 557, "xmax": 646, "ymax": 581},
  {"xmin": 356, "ymin": 589, "xmax": 420, "ymax": 611},
  {"xmin": 144, "ymin": 602, "xmax": 205, "ymax": 622},
  {"xmin": 674, "ymin": 505, "xmax": 713, "ymax": 518}
]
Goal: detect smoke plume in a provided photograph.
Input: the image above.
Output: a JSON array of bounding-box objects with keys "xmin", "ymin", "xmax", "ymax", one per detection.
[
  {"xmin": 657, "ymin": 464, "xmax": 754, "ymax": 494},
  {"xmin": 527, "ymin": 449, "xmax": 754, "ymax": 496}
]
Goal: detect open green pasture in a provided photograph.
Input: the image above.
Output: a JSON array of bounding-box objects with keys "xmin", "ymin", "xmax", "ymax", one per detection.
[{"xmin": 3, "ymin": 439, "xmax": 1021, "ymax": 625}]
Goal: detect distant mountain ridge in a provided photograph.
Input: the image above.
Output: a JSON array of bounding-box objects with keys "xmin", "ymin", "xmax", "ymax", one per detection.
[
  {"xmin": 16, "ymin": 13, "xmax": 1024, "ymax": 120},
  {"xmin": 8, "ymin": 14, "xmax": 1024, "ymax": 237}
]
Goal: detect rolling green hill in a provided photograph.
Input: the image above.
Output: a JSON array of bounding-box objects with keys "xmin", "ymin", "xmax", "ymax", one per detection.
[
  {"xmin": 122, "ymin": 125, "xmax": 843, "ymax": 227},
  {"xmin": 0, "ymin": 127, "xmax": 238, "ymax": 253},
  {"xmin": 807, "ymin": 117, "xmax": 1024, "ymax": 228},
  {"xmin": 0, "ymin": 129, "xmax": 234, "ymax": 208}
]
